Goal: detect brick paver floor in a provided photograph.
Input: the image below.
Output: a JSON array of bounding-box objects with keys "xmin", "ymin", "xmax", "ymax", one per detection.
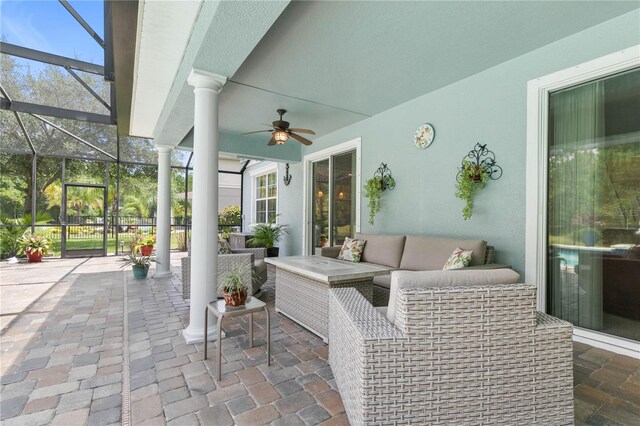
[{"xmin": 1, "ymin": 255, "xmax": 639, "ymax": 425}]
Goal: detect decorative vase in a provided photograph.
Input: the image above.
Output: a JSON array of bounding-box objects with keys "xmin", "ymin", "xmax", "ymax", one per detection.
[
  {"xmin": 266, "ymin": 247, "xmax": 279, "ymax": 258},
  {"xmin": 26, "ymin": 250, "xmax": 43, "ymax": 263},
  {"xmin": 140, "ymin": 245, "xmax": 153, "ymax": 256},
  {"xmin": 223, "ymin": 289, "xmax": 247, "ymax": 307},
  {"xmin": 132, "ymin": 265, "xmax": 148, "ymax": 279}
]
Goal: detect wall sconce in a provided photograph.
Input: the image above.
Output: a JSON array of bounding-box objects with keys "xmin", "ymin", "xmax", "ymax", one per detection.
[
  {"xmin": 283, "ymin": 163, "xmax": 292, "ymax": 186},
  {"xmin": 317, "ymin": 190, "xmax": 324, "ymax": 198},
  {"xmin": 338, "ymin": 192, "xmax": 344, "ymax": 199}
]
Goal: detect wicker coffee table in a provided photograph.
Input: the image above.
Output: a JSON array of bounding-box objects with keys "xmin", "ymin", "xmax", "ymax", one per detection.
[{"xmin": 265, "ymin": 256, "xmax": 391, "ymax": 341}]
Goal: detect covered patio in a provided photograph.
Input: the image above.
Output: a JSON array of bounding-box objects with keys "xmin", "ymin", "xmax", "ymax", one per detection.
[
  {"xmin": 1, "ymin": 259, "xmax": 638, "ymax": 425},
  {"xmin": 2, "ymin": 1, "xmax": 640, "ymax": 425}
]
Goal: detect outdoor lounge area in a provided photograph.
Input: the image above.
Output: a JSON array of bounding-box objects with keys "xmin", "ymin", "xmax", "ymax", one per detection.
[{"xmin": 1, "ymin": 1, "xmax": 640, "ymax": 425}]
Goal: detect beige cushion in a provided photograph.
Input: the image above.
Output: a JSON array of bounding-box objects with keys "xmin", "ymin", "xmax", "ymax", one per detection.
[
  {"xmin": 399, "ymin": 235, "xmax": 487, "ymax": 270},
  {"xmin": 386, "ymin": 268, "xmax": 520, "ymax": 323},
  {"xmin": 354, "ymin": 233, "xmax": 406, "ymax": 268},
  {"xmin": 373, "ymin": 275, "xmax": 392, "ymax": 289}
]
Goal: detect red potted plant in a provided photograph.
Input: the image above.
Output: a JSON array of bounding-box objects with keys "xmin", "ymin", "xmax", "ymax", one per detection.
[
  {"xmin": 17, "ymin": 234, "xmax": 53, "ymax": 263},
  {"xmin": 137, "ymin": 235, "xmax": 156, "ymax": 256}
]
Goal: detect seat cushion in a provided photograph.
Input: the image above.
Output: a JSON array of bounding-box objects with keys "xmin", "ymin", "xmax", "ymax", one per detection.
[
  {"xmin": 399, "ymin": 235, "xmax": 487, "ymax": 271},
  {"xmin": 253, "ymin": 260, "xmax": 267, "ymax": 284},
  {"xmin": 386, "ymin": 268, "xmax": 521, "ymax": 323},
  {"xmin": 354, "ymin": 233, "xmax": 406, "ymax": 268}
]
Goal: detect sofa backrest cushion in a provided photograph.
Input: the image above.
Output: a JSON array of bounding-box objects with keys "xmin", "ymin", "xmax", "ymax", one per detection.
[
  {"xmin": 399, "ymin": 235, "xmax": 487, "ymax": 271},
  {"xmin": 354, "ymin": 233, "xmax": 406, "ymax": 268},
  {"xmin": 386, "ymin": 268, "xmax": 520, "ymax": 323}
]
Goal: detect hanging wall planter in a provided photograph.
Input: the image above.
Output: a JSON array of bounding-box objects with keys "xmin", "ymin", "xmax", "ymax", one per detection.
[
  {"xmin": 454, "ymin": 143, "xmax": 502, "ymax": 220},
  {"xmin": 364, "ymin": 163, "xmax": 395, "ymax": 225}
]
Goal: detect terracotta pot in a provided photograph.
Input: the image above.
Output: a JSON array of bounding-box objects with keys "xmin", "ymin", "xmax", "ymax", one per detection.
[
  {"xmin": 26, "ymin": 250, "xmax": 43, "ymax": 263},
  {"xmin": 140, "ymin": 245, "xmax": 153, "ymax": 256},
  {"xmin": 223, "ymin": 289, "xmax": 247, "ymax": 307}
]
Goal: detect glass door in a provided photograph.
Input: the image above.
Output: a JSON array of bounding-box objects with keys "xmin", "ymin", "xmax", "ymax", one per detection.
[
  {"xmin": 547, "ymin": 68, "xmax": 640, "ymax": 342},
  {"xmin": 62, "ymin": 184, "xmax": 107, "ymax": 257},
  {"xmin": 310, "ymin": 150, "xmax": 357, "ymax": 253}
]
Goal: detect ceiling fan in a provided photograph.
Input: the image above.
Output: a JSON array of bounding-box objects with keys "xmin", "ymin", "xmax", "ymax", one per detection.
[{"xmin": 242, "ymin": 109, "xmax": 315, "ymax": 146}]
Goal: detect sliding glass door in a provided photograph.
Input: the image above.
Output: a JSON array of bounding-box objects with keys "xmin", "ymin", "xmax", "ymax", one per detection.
[
  {"xmin": 310, "ymin": 150, "xmax": 356, "ymax": 253},
  {"xmin": 547, "ymin": 68, "xmax": 640, "ymax": 341}
]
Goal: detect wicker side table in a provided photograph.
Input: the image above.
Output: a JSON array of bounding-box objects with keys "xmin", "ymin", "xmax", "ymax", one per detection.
[{"xmin": 204, "ymin": 297, "xmax": 270, "ymax": 381}]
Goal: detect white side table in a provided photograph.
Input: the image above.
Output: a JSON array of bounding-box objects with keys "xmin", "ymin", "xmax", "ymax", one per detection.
[{"xmin": 204, "ymin": 297, "xmax": 270, "ymax": 380}]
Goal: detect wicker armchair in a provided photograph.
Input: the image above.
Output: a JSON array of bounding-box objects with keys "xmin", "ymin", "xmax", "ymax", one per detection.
[
  {"xmin": 181, "ymin": 252, "xmax": 262, "ymax": 299},
  {"xmin": 328, "ymin": 284, "xmax": 574, "ymax": 425}
]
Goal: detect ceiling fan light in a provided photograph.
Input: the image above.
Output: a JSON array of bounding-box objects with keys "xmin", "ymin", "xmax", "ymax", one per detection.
[{"xmin": 274, "ymin": 130, "xmax": 289, "ymax": 144}]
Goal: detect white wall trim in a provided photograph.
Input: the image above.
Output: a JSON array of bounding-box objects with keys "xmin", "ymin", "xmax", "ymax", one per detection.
[
  {"xmin": 526, "ymin": 45, "xmax": 640, "ymax": 356},
  {"xmin": 302, "ymin": 138, "xmax": 362, "ymax": 255},
  {"xmin": 248, "ymin": 162, "xmax": 278, "ymax": 225}
]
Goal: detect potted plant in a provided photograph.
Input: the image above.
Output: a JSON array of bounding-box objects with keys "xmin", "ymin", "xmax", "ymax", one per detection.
[
  {"xmin": 248, "ymin": 215, "xmax": 287, "ymax": 257},
  {"xmin": 364, "ymin": 175, "xmax": 395, "ymax": 225},
  {"xmin": 217, "ymin": 265, "xmax": 250, "ymax": 307},
  {"xmin": 135, "ymin": 235, "xmax": 155, "ymax": 256},
  {"xmin": 119, "ymin": 252, "xmax": 158, "ymax": 279},
  {"xmin": 454, "ymin": 160, "xmax": 490, "ymax": 220},
  {"xmin": 17, "ymin": 234, "xmax": 53, "ymax": 263}
]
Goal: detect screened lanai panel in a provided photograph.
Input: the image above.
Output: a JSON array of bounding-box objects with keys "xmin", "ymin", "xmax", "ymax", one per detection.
[
  {"xmin": 0, "ymin": 54, "xmax": 109, "ymax": 115},
  {"xmin": 0, "ymin": 110, "xmax": 32, "ymax": 154},
  {"xmin": 172, "ymin": 149, "xmax": 191, "ymax": 167},
  {"xmin": 0, "ymin": 1, "xmax": 104, "ymax": 65},
  {"xmin": 19, "ymin": 113, "xmax": 116, "ymax": 160},
  {"xmin": 120, "ymin": 136, "xmax": 157, "ymax": 165},
  {"xmin": 0, "ymin": 152, "xmax": 32, "ymax": 220},
  {"xmin": 35, "ymin": 156, "xmax": 63, "ymax": 224}
]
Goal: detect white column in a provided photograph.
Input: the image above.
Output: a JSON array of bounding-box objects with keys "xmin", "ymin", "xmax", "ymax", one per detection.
[
  {"xmin": 183, "ymin": 69, "xmax": 227, "ymax": 343},
  {"xmin": 154, "ymin": 145, "xmax": 173, "ymax": 278}
]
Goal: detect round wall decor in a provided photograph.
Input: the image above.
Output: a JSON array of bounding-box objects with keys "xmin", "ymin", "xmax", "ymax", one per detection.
[{"xmin": 414, "ymin": 123, "xmax": 435, "ymax": 149}]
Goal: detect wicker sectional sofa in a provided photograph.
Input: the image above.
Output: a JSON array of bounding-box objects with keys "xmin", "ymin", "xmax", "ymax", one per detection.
[
  {"xmin": 328, "ymin": 278, "xmax": 574, "ymax": 425},
  {"xmin": 321, "ymin": 233, "xmax": 508, "ymax": 306}
]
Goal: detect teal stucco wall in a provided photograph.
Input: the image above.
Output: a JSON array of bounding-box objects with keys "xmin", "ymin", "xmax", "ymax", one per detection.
[{"xmin": 275, "ymin": 10, "xmax": 640, "ymax": 274}]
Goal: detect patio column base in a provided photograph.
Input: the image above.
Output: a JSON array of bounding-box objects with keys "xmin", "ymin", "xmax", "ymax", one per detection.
[
  {"xmin": 182, "ymin": 326, "xmax": 224, "ymax": 344},
  {"xmin": 153, "ymin": 270, "xmax": 173, "ymax": 278}
]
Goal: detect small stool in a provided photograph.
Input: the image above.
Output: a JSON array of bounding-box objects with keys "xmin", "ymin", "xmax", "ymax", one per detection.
[{"xmin": 204, "ymin": 297, "xmax": 270, "ymax": 381}]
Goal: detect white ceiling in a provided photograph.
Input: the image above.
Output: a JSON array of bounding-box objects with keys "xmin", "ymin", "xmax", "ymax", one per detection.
[{"xmin": 215, "ymin": 1, "xmax": 639, "ymax": 140}]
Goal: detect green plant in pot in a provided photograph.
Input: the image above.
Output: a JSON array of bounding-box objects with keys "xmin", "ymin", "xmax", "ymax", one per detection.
[
  {"xmin": 17, "ymin": 234, "xmax": 53, "ymax": 263},
  {"xmin": 119, "ymin": 252, "xmax": 158, "ymax": 279},
  {"xmin": 136, "ymin": 235, "xmax": 156, "ymax": 256},
  {"xmin": 455, "ymin": 160, "xmax": 490, "ymax": 220},
  {"xmin": 364, "ymin": 175, "xmax": 395, "ymax": 225},
  {"xmin": 217, "ymin": 263, "xmax": 252, "ymax": 307},
  {"xmin": 247, "ymin": 215, "xmax": 287, "ymax": 257}
]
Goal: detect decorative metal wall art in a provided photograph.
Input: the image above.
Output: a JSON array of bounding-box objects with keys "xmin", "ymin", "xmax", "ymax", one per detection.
[
  {"xmin": 456, "ymin": 143, "xmax": 502, "ymax": 183},
  {"xmin": 374, "ymin": 162, "xmax": 395, "ymax": 190},
  {"xmin": 283, "ymin": 163, "xmax": 292, "ymax": 186}
]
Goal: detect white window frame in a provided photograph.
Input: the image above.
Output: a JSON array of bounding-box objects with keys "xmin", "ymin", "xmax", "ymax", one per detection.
[
  {"xmin": 249, "ymin": 163, "xmax": 278, "ymax": 225},
  {"xmin": 526, "ymin": 45, "xmax": 640, "ymax": 358},
  {"xmin": 302, "ymin": 137, "xmax": 362, "ymax": 255}
]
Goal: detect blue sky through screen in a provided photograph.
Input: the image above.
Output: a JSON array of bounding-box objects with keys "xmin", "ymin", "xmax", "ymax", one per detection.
[{"xmin": 1, "ymin": 0, "xmax": 104, "ymax": 65}]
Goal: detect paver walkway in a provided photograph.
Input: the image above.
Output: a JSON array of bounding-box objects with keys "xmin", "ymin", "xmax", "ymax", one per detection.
[{"xmin": 1, "ymin": 256, "xmax": 639, "ymax": 425}]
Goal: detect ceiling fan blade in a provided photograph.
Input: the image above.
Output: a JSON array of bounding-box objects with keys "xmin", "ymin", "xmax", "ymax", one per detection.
[
  {"xmin": 288, "ymin": 128, "xmax": 316, "ymax": 135},
  {"xmin": 289, "ymin": 132, "xmax": 313, "ymax": 146},
  {"xmin": 267, "ymin": 136, "xmax": 277, "ymax": 146},
  {"xmin": 241, "ymin": 129, "xmax": 272, "ymax": 135}
]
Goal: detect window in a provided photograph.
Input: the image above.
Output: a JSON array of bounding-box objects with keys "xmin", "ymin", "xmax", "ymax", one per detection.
[{"xmin": 254, "ymin": 170, "xmax": 277, "ymax": 224}]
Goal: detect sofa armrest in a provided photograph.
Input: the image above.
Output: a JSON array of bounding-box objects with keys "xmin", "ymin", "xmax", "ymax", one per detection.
[
  {"xmin": 320, "ymin": 246, "xmax": 342, "ymax": 258},
  {"xmin": 465, "ymin": 263, "xmax": 511, "ymax": 270},
  {"xmin": 232, "ymin": 247, "xmax": 265, "ymax": 261}
]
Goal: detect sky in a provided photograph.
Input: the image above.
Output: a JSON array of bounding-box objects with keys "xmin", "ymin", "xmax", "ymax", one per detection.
[{"xmin": 0, "ymin": 0, "xmax": 105, "ymax": 65}]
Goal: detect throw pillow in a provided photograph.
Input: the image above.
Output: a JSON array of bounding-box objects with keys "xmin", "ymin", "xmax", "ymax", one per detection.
[
  {"xmin": 338, "ymin": 237, "xmax": 366, "ymax": 263},
  {"xmin": 218, "ymin": 239, "xmax": 232, "ymax": 254},
  {"xmin": 443, "ymin": 247, "xmax": 473, "ymax": 270}
]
